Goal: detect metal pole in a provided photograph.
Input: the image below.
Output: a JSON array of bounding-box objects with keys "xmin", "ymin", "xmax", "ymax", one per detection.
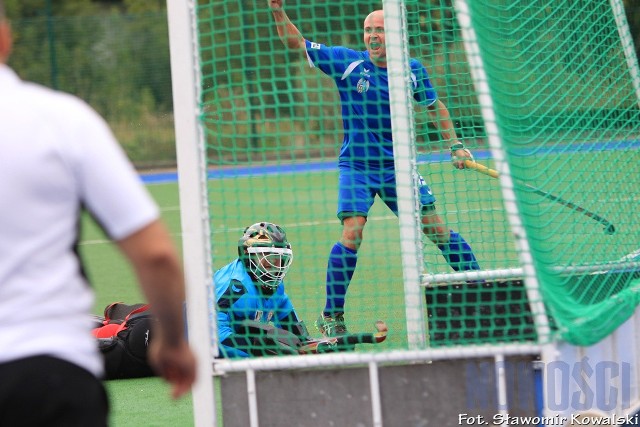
[{"xmin": 45, "ymin": 0, "xmax": 58, "ymax": 89}]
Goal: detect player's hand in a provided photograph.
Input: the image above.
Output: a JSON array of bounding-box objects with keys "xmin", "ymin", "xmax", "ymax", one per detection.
[
  {"xmin": 268, "ymin": 0, "xmax": 283, "ymax": 10},
  {"xmin": 450, "ymin": 142, "xmax": 473, "ymax": 170},
  {"xmin": 148, "ymin": 339, "xmax": 197, "ymax": 399}
]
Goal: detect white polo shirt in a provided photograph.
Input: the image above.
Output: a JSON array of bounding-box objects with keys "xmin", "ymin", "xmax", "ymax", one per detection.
[{"xmin": 0, "ymin": 64, "xmax": 160, "ymax": 376}]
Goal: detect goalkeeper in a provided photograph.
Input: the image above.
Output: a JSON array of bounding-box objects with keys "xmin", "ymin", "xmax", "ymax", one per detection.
[
  {"xmin": 269, "ymin": 2, "xmax": 480, "ymax": 337},
  {"xmin": 213, "ymin": 222, "xmax": 310, "ymax": 357}
]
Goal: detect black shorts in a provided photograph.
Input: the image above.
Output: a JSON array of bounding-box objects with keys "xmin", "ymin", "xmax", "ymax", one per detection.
[{"xmin": 0, "ymin": 355, "xmax": 109, "ymax": 427}]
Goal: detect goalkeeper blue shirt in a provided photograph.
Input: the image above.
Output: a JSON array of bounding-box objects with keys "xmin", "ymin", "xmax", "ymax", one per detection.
[
  {"xmin": 305, "ymin": 39, "xmax": 438, "ymax": 170},
  {"xmin": 214, "ymin": 259, "xmax": 296, "ymax": 343}
]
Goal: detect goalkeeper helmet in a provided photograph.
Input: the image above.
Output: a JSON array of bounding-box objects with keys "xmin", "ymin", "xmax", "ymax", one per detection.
[{"xmin": 238, "ymin": 222, "xmax": 293, "ymax": 290}]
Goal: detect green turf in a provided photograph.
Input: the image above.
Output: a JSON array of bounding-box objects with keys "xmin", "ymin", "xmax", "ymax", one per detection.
[
  {"xmin": 81, "ymin": 154, "xmax": 637, "ymax": 425},
  {"xmin": 105, "ymin": 378, "xmax": 194, "ymax": 427}
]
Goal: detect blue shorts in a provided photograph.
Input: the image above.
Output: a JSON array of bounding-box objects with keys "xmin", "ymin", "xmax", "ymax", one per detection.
[{"xmin": 336, "ymin": 165, "xmax": 436, "ymax": 220}]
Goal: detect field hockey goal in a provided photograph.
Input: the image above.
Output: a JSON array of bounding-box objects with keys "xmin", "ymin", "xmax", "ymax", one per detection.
[{"xmin": 167, "ymin": 0, "xmax": 640, "ymax": 425}]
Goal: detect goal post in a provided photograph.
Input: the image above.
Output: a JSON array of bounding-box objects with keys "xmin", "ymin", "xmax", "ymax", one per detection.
[
  {"xmin": 383, "ymin": 0, "xmax": 428, "ymax": 349},
  {"xmin": 166, "ymin": 0, "xmax": 216, "ymax": 424}
]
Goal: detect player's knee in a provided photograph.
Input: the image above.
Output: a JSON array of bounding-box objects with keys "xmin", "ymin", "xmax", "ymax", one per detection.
[
  {"xmin": 341, "ymin": 229, "xmax": 364, "ymax": 250},
  {"xmin": 339, "ymin": 214, "xmax": 366, "ymax": 249},
  {"xmin": 341, "ymin": 233, "xmax": 363, "ymax": 250}
]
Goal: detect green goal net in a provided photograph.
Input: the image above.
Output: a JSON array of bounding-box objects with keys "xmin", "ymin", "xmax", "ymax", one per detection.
[
  {"xmin": 459, "ymin": 0, "xmax": 640, "ymax": 345},
  {"xmin": 194, "ymin": 0, "xmax": 639, "ymax": 355}
]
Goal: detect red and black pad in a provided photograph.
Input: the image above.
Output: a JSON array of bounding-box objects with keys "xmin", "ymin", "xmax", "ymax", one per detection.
[{"xmin": 92, "ymin": 303, "xmax": 157, "ymax": 380}]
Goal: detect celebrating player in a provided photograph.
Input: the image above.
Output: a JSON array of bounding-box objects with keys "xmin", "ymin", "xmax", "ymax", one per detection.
[
  {"xmin": 214, "ymin": 222, "xmax": 311, "ymax": 357},
  {"xmin": 269, "ymin": 2, "xmax": 480, "ymax": 337}
]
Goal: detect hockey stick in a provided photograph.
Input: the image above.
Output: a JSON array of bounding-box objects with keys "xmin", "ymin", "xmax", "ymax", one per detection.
[
  {"xmin": 298, "ymin": 321, "xmax": 388, "ymax": 354},
  {"xmin": 464, "ymin": 159, "xmax": 616, "ymax": 235}
]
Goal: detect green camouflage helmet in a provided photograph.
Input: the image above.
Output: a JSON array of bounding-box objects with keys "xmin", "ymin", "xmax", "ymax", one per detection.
[{"xmin": 237, "ymin": 222, "xmax": 293, "ymax": 290}]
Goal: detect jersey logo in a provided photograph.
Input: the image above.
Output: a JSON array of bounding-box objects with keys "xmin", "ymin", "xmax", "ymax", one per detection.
[
  {"xmin": 357, "ymin": 67, "xmax": 371, "ymax": 93},
  {"xmin": 357, "ymin": 78, "xmax": 370, "ymax": 93},
  {"xmin": 310, "ymin": 42, "xmax": 321, "ymax": 49}
]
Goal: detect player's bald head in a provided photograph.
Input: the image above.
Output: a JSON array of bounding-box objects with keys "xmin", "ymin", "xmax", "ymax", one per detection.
[
  {"xmin": 364, "ymin": 10, "xmax": 384, "ymax": 25},
  {"xmin": 363, "ymin": 9, "xmax": 387, "ymax": 67}
]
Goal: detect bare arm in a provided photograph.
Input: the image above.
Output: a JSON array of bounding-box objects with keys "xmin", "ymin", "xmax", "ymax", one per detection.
[
  {"xmin": 116, "ymin": 219, "xmax": 196, "ymax": 399},
  {"xmin": 426, "ymin": 99, "xmax": 458, "ymax": 143},
  {"xmin": 269, "ymin": 0, "xmax": 306, "ymax": 56},
  {"xmin": 426, "ymin": 99, "xmax": 472, "ymax": 169}
]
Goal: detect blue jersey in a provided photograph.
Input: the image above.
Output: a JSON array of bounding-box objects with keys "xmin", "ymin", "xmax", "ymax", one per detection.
[
  {"xmin": 213, "ymin": 259, "xmax": 296, "ymax": 343},
  {"xmin": 305, "ymin": 40, "xmax": 437, "ymax": 170}
]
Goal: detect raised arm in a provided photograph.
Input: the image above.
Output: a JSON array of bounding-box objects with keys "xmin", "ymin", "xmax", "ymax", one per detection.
[
  {"xmin": 426, "ymin": 99, "xmax": 473, "ymax": 169},
  {"xmin": 268, "ymin": 0, "xmax": 306, "ymax": 55}
]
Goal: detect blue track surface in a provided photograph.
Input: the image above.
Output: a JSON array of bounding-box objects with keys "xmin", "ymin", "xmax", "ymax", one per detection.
[{"xmin": 140, "ymin": 140, "xmax": 639, "ymax": 184}]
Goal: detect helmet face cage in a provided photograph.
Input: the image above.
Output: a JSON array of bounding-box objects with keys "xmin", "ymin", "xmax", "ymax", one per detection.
[
  {"xmin": 238, "ymin": 222, "xmax": 293, "ymax": 290},
  {"xmin": 246, "ymin": 246, "xmax": 293, "ymax": 290}
]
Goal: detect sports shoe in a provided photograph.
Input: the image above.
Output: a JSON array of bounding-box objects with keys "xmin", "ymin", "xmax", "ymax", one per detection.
[{"xmin": 316, "ymin": 312, "xmax": 348, "ymax": 337}]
